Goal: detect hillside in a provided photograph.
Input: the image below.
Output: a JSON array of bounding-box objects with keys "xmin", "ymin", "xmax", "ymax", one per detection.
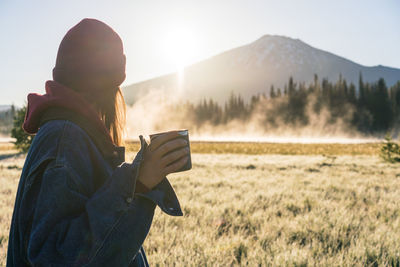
[{"xmin": 123, "ymin": 35, "xmax": 400, "ymax": 104}]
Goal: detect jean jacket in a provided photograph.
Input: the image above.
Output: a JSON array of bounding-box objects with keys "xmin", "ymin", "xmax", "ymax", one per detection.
[{"xmin": 7, "ymin": 109, "xmax": 182, "ymax": 266}]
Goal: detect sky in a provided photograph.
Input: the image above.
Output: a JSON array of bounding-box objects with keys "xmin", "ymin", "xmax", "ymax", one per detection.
[{"xmin": 0, "ymin": 0, "xmax": 399, "ymax": 106}]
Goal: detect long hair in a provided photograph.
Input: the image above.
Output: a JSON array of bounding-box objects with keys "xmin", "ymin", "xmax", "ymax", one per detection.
[
  {"xmin": 92, "ymin": 87, "xmax": 126, "ymax": 146},
  {"xmin": 53, "ymin": 73, "xmax": 127, "ymax": 146}
]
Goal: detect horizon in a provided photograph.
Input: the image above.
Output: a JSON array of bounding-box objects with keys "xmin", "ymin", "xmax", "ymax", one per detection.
[{"xmin": 0, "ymin": 0, "xmax": 399, "ymax": 105}]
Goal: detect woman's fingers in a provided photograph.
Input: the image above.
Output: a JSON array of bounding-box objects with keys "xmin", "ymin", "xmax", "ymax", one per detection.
[
  {"xmin": 157, "ymin": 138, "xmax": 187, "ymax": 156},
  {"xmin": 148, "ymin": 131, "xmax": 181, "ymax": 152},
  {"xmin": 161, "ymin": 147, "xmax": 189, "ymax": 167},
  {"xmin": 163, "ymin": 156, "xmax": 189, "ymax": 175}
]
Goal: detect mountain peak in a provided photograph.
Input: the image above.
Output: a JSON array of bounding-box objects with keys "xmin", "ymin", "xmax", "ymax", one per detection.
[
  {"xmin": 229, "ymin": 34, "xmax": 314, "ymax": 70},
  {"xmin": 254, "ymin": 34, "xmax": 303, "ymax": 44},
  {"xmin": 123, "ymin": 35, "xmax": 400, "ymax": 104},
  {"xmin": 247, "ymin": 34, "xmax": 310, "ymax": 57}
]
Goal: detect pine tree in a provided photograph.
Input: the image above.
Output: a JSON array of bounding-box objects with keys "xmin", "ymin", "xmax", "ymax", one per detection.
[
  {"xmin": 358, "ymin": 72, "xmax": 365, "ymax": 107},
  {"xmin": 11, "ymin": 105, "xmax": 34, "ymax": 153},
  {"xmin": 277, "ymin": 88, "xmax": 282, "ymax": 98},
  {"xmin": 270, "ymin": 85, "xmax": 276, "ymax": 98}
]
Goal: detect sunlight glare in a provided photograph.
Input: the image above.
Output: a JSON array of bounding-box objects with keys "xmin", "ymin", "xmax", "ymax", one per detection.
[
  {"xmin": 162, "ymin": 26, "xmax": 197, "ymax": 69},
  {"xmin": 162, "ymin": 26, "xmax": 198, "ymax": 91}
]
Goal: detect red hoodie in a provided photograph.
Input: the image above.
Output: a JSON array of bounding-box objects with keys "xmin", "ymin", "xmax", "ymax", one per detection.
[{"xmin": 23, "ymin": 80, "xmax": 112, "ymax": 140}]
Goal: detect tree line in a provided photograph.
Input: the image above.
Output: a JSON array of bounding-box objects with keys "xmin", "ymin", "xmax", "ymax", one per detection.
[
  {"xmin": 0, "ymin": 105, "xmax": 15, "ymax": 135},
  {"xmin": 176, "ymin": 74, "xmax": 400, "ymax": 134}
]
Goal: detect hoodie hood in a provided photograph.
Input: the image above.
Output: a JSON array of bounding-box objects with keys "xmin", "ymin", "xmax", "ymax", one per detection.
[{"xmin": 23, "ymin": 80, "xmax": 113, "ymax": 144}]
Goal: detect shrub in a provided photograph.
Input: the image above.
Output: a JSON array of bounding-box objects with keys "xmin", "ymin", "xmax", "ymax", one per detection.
[
  {"xmin": 11, "ymin": 105, "xmax": 34, "ymax": 153},
  {"xmin": 380, "ymin": 133, "xmax": 400, "ymax": 163}
]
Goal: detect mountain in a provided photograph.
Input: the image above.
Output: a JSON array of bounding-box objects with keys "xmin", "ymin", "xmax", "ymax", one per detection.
[{"xmin": 123, "ymin": 35, "xmax": 400, "ymax": 104}]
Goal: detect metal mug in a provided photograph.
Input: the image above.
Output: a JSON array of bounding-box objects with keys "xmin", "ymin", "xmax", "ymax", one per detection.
[{"xmin": 149, "ymin": 129, "xmax": 192, "ymax": 172}]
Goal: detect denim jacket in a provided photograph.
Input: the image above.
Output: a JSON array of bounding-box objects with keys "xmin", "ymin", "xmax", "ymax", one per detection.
[{"xmin": 7, "ymin": 111, "xmax": 183, "ymax": 266}]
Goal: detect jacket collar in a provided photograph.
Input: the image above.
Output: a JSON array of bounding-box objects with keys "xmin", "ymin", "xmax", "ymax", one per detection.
[{"xmin": 39, "ymin": 107, "xmax": 125, "ymax": 165}]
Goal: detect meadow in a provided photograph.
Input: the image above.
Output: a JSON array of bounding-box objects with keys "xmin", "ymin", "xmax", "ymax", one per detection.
[{"xmin": 0, "ymin": 142, "xmax": 399, "ymax": 266}]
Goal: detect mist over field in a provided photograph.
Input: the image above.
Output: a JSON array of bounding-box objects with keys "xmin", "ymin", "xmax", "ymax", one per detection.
[
  {"xmin": 125, "ymin": 98, "xmax": 369, "ymax": 144},
  {"xmin": 123, "ymin": 83, "xmax": 387, "ymax": 144}
]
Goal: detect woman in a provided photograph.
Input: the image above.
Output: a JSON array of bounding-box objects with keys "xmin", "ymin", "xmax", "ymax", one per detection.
[{"xmin": 7, "ymin": 18, "xmax": 189, "ymax": 266}]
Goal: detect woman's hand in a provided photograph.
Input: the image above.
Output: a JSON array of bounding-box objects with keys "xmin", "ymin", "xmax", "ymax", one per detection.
[{"xmin": 137, "ymin": 131, "xmax": 189, "ymax": 190}]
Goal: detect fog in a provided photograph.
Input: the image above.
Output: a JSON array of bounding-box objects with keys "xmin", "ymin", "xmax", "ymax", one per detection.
[{"xmin": 124, "ymin": 88, "xmax": 380, "ymax": 144}]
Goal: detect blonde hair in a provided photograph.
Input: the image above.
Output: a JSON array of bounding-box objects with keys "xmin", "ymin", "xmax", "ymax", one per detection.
[{"xmin": 89, "ymin": 87, "xmax": 126, "ymax": 146}]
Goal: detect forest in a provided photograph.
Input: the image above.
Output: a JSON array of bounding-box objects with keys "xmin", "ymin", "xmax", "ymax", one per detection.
[{"xmin": 176, "ymin": 75, "xmax": 400, "ymax": 134}]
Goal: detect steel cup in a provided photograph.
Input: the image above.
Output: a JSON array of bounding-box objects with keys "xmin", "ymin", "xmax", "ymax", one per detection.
[{"xmin": 149, "ymin": 129, "xmax": 192, "ymax": 172}]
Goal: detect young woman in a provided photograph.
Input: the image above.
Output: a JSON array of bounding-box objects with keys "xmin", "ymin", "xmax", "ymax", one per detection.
[{"xmin": 7, "ymin": 18, "xmax": 189, "ymax": 266}]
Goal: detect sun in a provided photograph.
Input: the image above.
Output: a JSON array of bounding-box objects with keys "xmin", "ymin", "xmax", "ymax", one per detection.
[{"xmin": 162, "ymin": 26, "xmax": 198, "ymax": 73}]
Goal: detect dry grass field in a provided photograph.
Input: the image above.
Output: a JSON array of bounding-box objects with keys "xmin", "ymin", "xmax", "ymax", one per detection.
[
  {"xmin": 1, "ymin": 142, "xmax": 400, "ymax": 266},
  {"xmin": 126, "ymin": 141, "xmax": 382, "ymax": 156}
]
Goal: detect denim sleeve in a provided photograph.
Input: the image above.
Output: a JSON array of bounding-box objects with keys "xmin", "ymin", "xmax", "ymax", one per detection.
[
  {"xmin": 134, "ymin": 136, "xmax": 183, "ymax": 217},
  {"xmin": 27, "ymin": 160, "xmax": 153, "ymax": 266}
]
